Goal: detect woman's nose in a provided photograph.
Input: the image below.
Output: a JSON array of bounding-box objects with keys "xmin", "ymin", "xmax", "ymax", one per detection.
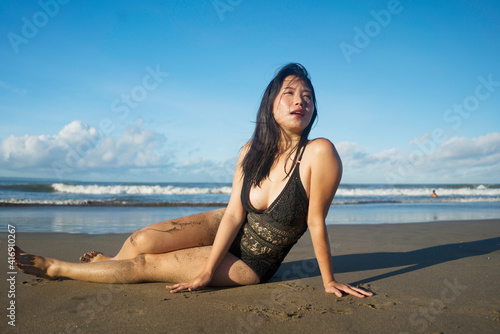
[{"xmin": 294, "ymin": 95, "xmax": 304, "ymax": 106}]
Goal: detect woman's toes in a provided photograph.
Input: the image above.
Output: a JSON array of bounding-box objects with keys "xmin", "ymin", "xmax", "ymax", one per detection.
[
  {"xmin": 79, "ymin": 256, "xmax": 90, "ymax": 262},
  {"xmin": 79, "ymin": 251, "xmax": 109, "ymax": 263}
]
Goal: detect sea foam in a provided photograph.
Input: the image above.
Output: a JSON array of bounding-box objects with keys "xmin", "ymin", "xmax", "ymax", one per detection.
[{"xmin": 51, "ymin": 183, "xmax": 232, "ymax": 196}]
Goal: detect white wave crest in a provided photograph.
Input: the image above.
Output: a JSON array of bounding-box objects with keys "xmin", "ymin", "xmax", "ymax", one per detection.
[
  {"xmin": 0, "ymin": 198, "xmax": 92, "ymax": 205},
  {"xmin": 51, "ymin": 183, "xmax": 232, "ymax": 195},
  {"xmin": 336, "ymin": 186, "xmax": 500, "ymax": 197}
]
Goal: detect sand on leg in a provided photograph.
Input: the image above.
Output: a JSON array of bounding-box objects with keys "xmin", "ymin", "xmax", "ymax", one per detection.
[
  {"xmin": 80, "ymin": 208, "xmax": 225, "ymax": 263},
  {"xmin": 17, "ymin": 245, "xmax": 259, "ymax": 287}
]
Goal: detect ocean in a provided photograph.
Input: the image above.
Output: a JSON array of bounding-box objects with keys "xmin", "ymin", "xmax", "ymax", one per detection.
[{"xmin": 1, "ymin": 178, "xmax": 499, "ymax": 234}]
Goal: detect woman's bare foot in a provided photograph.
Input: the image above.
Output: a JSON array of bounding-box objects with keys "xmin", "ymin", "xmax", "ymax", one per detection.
[
  {"xmin": 79, "ymin": 251, "xmax": 112, "ymax": 263},
  {"xmin": 14, "ymin": 246, "xmax": 59, "ymax": 280}
]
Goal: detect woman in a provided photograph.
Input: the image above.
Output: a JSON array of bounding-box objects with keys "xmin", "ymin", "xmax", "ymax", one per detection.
[{"xmin": 15, "ymin": 63, "xmax": 372, "ymax": 298}]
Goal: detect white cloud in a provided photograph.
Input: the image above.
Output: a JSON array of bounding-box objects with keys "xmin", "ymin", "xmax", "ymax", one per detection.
[
  {"xmin": 82, "ymin": 121, "xmax": 167, "ymax": 168},
  {"xmin": 336, "ymin": 133, "xmax": 500, "ymax": 183},
  {"xmin": 432, "ymin": 133, "xmax": 500, "ymax": 161},
  {"xmin": 337, "ymin": 141, "xmax": 400, "ymax": 172},
  {"xmin": 0, "ymin": 120, "xmax": 169, "ymax": 176},
  {"xmin": 1, "ymin": 122, "xmax": 498, "ymax": 184},
  {"xmin": 423, "ymin": 133, "xmax": 500, "ymax": 176},
  {"xmin": 0, "ymin": 120, "xmax": 239, "ymax": 182}
]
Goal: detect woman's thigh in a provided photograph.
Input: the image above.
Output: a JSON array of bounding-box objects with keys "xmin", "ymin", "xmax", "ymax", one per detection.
[
  {"xmin": 130, "ymin": 208, "xmax": 225, "ymax": 254},
  {"xmin": 142, "ymin": 245, "xmax": 260, "ymax": 286}
]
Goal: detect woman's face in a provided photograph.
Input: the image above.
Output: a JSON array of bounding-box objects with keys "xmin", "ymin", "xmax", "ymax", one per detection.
[{"xmin": 272, "ymin": 75, "xmax": 314, "ymax": 137}]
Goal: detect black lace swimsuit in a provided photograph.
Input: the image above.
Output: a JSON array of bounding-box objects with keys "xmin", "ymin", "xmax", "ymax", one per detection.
[{"xmin": 229, "ymin": 148, "xmax": 309, "ymax": 282}]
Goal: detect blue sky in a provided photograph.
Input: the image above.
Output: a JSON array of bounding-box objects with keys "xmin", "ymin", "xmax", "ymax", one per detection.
[{"xmin": 1, "ymin": 0, "xmax": 499, "ymax": 184}]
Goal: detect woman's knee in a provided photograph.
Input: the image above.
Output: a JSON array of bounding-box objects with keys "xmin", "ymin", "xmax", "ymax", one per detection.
[
  {"xmin": 128, "ymin": 228, "xmax": 154, "ymax": 252},
  {"xmin": 128, "ymin": 226, "xmax": 181, "ymax": 254}
]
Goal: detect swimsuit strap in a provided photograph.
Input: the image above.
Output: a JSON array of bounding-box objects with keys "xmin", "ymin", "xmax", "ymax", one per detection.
[{"xmin": 297, "ymin": 143, "xmax": 308, "ymax": 163}]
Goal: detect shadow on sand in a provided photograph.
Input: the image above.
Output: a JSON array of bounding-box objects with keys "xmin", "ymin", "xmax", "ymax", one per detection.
[{"xmin": 274, "ymin": 237, "xmax": 500, "ymax": 285}]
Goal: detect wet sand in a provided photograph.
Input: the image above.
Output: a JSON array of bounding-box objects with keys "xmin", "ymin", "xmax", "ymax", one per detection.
[{"xmin": 2, "ymin": 219, "xmax": 500, "ymax": 333}]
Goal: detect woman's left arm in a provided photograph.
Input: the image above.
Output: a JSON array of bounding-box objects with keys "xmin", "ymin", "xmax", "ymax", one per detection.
[{"xmin": 306, "ymin": 139, "xmax": 373, "ymax": 298}]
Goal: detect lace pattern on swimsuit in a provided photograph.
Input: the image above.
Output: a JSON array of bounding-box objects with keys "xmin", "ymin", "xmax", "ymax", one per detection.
[{"xmin": 230, "ymin": 160, "xmax": 309, "ymax": 282}]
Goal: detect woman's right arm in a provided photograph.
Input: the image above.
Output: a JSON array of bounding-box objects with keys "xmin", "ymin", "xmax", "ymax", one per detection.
[{"xmin": 166, "ymin": 144, "xmax": 250, "ymax": 293}]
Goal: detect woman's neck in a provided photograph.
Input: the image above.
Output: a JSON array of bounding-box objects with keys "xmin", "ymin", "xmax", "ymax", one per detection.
[{"xmin": 278, "ymin": 133, "xmax": 301, "ymax": 156}]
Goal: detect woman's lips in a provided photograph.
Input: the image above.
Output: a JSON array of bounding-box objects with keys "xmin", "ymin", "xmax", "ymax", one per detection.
[{"xmin": 291, "ymin": 108, "xmax": 304, "ymax": 116}]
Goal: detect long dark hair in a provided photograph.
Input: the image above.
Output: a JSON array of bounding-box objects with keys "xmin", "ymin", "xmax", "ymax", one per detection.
[{"xmin": 242, "ymin": 63, "xmax": 318, "ymax": 187}]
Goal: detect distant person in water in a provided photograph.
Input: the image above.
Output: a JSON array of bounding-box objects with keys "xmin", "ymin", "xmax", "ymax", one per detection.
[
  {"xmin": 15, "ymin": 63, "xmax": 372, "ymax": 299},
  {"xmin": 431, "ymin": 190, "xmax": 438, "ymax": 198}
]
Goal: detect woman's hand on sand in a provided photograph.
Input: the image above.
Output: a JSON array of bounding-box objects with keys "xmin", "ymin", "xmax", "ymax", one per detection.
[
  {"xmin": 166, "ymin": 272, "xmax": 212, "ymax": 293},
  {"xmin": 325, "ymin": 281, "xmax": 373, "ymax": 298}
]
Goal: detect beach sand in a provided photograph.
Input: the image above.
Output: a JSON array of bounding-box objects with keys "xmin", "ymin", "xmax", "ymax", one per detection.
[{"xmin": 2, "ymin": 219, "xmax": 500, "ymax": 333}]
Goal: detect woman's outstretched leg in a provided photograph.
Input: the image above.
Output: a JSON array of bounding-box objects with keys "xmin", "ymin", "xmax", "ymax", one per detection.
[
  {"xmin": 80, "ymin": 209, "xmax": 225, "ymax": 263},
  {"xmin": 16, "ymin": 245, "xmax": 259, "ymax": 287}
]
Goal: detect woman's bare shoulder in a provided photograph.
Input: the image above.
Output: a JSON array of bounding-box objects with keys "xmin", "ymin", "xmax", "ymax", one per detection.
[
  {"xmin": 307, "ymin": 138, "xmax": 339, "ymax": 156},
  {"xmin": 238, "ymin": 141, "xmax": 252, "ymax": 159},
  {"xmin": 242, "ymin": 141, "xmax": 252, "ymax": 151},
  {"xmin": 304, "ymin": 138, "xmax": 342, "ymax": 171}
]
